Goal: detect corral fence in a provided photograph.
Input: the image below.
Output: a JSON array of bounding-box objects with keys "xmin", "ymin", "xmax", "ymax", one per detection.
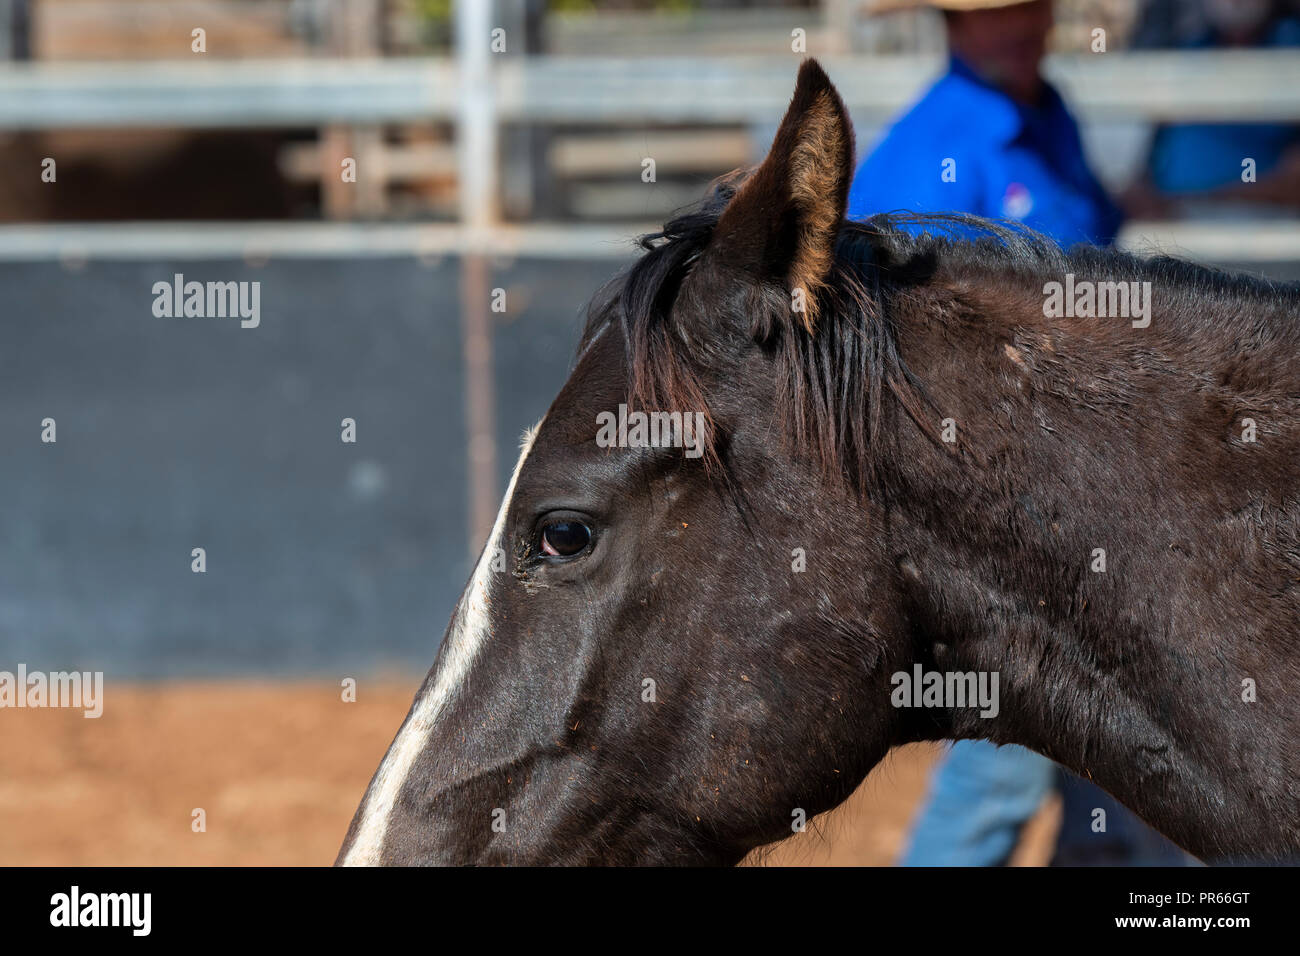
[{"xmin": 2, "ymin": 1, "xmax": 1298, "ymax": 545}]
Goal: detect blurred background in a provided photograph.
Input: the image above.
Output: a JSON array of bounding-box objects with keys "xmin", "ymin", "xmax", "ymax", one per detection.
[{"xmin": 0, "ymin": 0, "xmax": 1296, "ymax": 865}]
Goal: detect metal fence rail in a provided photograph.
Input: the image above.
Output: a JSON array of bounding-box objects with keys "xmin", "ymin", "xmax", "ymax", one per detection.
[
  {"xmin": 2, "ymin": 219, "xmax": 1298, "ymax": 264},
  {"xmin": 5, "ymin": 40, "xmax": 1297, "ymax": 551},
  {"xmin": 2, "ymin": 51, "xmax": 1298, "ymax": 128}
]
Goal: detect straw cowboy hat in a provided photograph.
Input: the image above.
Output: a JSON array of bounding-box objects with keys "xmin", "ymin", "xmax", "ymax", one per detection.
[{"xmin": 872, "ymin": 0, "xmax": 1041, "ymax": 11}]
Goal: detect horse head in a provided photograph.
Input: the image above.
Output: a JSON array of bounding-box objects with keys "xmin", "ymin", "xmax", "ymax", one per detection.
[{"xmin": 339, "ymin": 59, "xmax": 1300, "ymax": 865}]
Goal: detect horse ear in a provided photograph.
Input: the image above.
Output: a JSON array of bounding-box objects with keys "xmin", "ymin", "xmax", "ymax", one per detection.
[{"xmin": 703, "ymin": 58, "xmax": 854, "ymax": 334}]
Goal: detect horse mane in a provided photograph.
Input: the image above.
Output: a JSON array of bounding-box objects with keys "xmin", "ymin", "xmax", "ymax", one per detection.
[{"xmin": 580, "ymin": 178, "xmax": 1300, "ymax": 494}]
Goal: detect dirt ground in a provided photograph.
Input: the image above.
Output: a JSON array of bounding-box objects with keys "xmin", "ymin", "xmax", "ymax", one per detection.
[{"xmin": 0, "ymin": 681, "xmax": 1056, "ymax": 866}]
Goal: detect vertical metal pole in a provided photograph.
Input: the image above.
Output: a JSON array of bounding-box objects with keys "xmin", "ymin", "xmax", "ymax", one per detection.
[
  {"xmin": 825, "ymin": 0, "xmax": 855, "ymax": 54},
  {"xmin": 0, "ymin": 0, "xmax": 30, "ymax": 61},
  {"xmin": 456, "ymin": 0, "xmax": 499, "ymax": 555}
]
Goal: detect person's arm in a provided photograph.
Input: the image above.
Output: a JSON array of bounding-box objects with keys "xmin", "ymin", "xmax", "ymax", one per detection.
[
  {"xmin": 1206, "ymin": 142, "xmax": 1300, "ymax": 208},
  {"xmin": 1118, "ymin": 174, "xmax": 1176, "ymax": 221}
]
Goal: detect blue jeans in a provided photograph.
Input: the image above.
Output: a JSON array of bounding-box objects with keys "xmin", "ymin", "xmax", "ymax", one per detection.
[{"xmin": 901, "ymin": 740, "xmax": 1195, "ymax": 866}]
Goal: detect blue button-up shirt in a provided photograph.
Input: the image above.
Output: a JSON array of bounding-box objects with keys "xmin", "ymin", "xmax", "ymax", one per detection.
[{"xmin": 847, "ymin": 56, "xmax": 1122, "ymax": 246}]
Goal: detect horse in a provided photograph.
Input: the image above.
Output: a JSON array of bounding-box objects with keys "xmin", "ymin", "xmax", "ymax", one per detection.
[{"xmin": 338, "ymin": 59, "xmax": 1300, "ymax": 865}]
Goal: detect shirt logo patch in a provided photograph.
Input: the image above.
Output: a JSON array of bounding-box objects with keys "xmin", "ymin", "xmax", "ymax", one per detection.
[{"xmin": 1001, "ymin": 182, "xmax": 1033, "ymax": 220}]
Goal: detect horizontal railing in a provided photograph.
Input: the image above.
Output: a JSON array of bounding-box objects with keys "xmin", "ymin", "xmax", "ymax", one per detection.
[
  {"xmin": 0, "ymin": 219, "xmax": 1296, "ymax": 264},
  {"xmin": 1, "ymin": 51, "xmax": 1298, "ymax": 129}
]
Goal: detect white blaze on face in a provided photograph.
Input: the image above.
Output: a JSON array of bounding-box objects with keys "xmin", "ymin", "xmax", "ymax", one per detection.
[{"xmin": 341, "ymin": 420, "xmax": 543, "ymax": 866}]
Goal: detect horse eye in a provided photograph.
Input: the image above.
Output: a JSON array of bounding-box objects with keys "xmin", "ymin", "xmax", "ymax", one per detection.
[{"xmin": 540, "ymin": 520, "xmax": 591, "ymax": 557}]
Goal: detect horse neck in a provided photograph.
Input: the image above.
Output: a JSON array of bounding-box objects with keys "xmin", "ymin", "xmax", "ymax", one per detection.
[{"xmin": 876, "ymin": 265, "xmax": 1300, "ymax": 861}]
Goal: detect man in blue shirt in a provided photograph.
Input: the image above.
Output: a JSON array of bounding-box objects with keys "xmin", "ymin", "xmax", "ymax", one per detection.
[
  {"xmin": 850, "ymin": 0, "xmax": 1187, "ymax": 866},
  {"xmin": 850, "ymin": 0, "xmax": 1121, "ymax": 245}
]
